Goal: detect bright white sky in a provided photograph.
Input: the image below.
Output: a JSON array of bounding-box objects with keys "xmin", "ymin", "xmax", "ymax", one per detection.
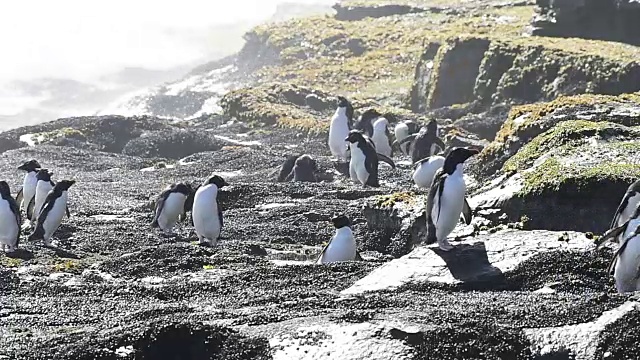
[{"xmin": 0, "ymin": 0, "xmax": 332, "ymax": 83}]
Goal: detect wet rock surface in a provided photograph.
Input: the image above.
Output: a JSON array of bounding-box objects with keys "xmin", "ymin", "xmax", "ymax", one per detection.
[{"xmin": 0, "ymin": 110, "xmax": 638, "ymax": 360}]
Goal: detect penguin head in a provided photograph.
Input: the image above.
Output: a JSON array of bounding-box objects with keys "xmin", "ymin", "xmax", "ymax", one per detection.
[
  {"xmin": 345, "ymin": 130, "xmax": 367, "ymax": 144},
  {"xmin": 205, "ymin": 175, "xmax": 229, "ymax": 189},
  {"xmin": 55, "ymin": 180, "xmax": 76, "ymax": 191},
  {"xmin": 18, "ymin": 159, "xmax": 41, "ymax": 172},
  {"xmin": 295, "ymin": 154, "xmax": 317, "ymax": 172},
  {"xmin": 336, "ymin": 96, "xmax": 350, "ymax": 108},
  {"xmin": 0, "ymin": 181, "xmax": 10, "ymax": 197},
  {"xmin": 174, "ymin": 183, "xmax": 192, "ymax": 195},
  {"xmin": 36, "ymin": 169, "xmax": 53, "ymax": 182},
  {"xmin": 331, "ymin": 214, "xmax": 351, "ymax": 229},
  {"xmin": 360, "ymin": 108, "xmax": 381, "ymax": 123},
  {"xmin": 442, "ymin": 147, "xmax": 479, "ymax": 175},
  {"xmin": 382, "ymin": 112, "xmax": 398, "ymax": 123}
]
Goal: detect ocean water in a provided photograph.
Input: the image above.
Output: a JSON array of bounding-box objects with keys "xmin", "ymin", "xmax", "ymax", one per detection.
[{"xmin": 0, "ymin": 0, "xmax": 335, "ymax": 130}]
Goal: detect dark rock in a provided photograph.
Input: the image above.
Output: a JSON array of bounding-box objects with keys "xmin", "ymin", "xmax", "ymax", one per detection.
[
  {"xmin": 346, "ymin": 38, "xmax": 368, "ymax": 56},
  {"xmin": 333, "ymin": 3, "xmax": 427, "ymax": 21},
  {"xmin": 121, "ymin": 129, "xmax": 223, "ymax": 159},
  {"xmin": 452, "ymin": 104, "xmax": 511, "ymax": 140}
]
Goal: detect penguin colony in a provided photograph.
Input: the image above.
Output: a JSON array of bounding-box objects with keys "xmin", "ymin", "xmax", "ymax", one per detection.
[{"xmin": 2, "ymin": 96, "xmax": 638, "ymax": 292}]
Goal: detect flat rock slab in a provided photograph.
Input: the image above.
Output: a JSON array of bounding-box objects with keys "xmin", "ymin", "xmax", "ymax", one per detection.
[{"xmin": 343, "ymin": 229, "xmax": 594, "ymax": 294}]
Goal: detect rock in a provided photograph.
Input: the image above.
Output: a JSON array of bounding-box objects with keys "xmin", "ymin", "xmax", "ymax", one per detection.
[
  {"xmin": 342, "ymin": 229, "xmax": 594, "ymax": 294},
  {"xmin": 333, "ymin": 3, "xmax": 427, "ymax": 21},
  {"xmin": 121, "ymin": 129, "xmax": 223, "ymax": 159}
]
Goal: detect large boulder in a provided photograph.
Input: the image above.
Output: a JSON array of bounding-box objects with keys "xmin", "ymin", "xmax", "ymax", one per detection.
[{"xmin": 122, "ymin": 129, "xmax": 223, "ymax": 159}]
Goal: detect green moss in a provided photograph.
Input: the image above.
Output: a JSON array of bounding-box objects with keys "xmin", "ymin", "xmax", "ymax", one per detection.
[
  {"xmin": 52, "ymin": 259, "xmax": 81, "ymax": 273},
  {"xmin": 35, "ymin": 127, "xmax": 86, "ymax": 145},
  {"xmin": 1, "ymin": 257, "xmax": 22, "ymax": 267},
  {"xmin": 375, "ymin": 191, "xmax": 417, "ymax": 208}
]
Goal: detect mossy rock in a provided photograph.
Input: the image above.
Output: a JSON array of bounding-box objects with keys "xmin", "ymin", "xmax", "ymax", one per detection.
[
  {"xmin": 475, "ymin": 93, "xmax": 640, "ymax": 178},
  {"xmin": 122, "ymin": 129, "xmax": 223, "ymax": 159}
]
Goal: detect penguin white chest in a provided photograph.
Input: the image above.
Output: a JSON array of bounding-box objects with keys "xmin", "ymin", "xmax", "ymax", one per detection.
[
  {"xmin": 21, "ymin": 172, "xmax": 37, "ymax": 210},
  {"xmin": 42, "ymin": 192, "xmax": 68, "ymax": 243},
  {"xmin": 372, "ymin": 120, "xmax": 391, "ymax": 158},
  {"xmin": 0, "ymin": 199, "xmax": 19, "ymax": 249},
  {"xmin": 192, "ymin": 184, "xmax": 221, "ymax": 243},
  {"xmin": 157, "ymin": 193, "xmax": 187, "ymax": 231},
  {"xmin": 413, "ymin": 156, "xmax": 445, "ymax": 189},
  {"xmin": 33, "ymin": 182, "xmax": 53, "ymax": 220},
  {"xmin": 394, "ymin": 123, "xmax": 410, "ymax": 155},
  {"xmin": 614, "ymin": 219, "xmax": 640, "ymax": 293},
  {"xmin": 349, "ymin": 144, "xmax": 369, "ymax": 185},
  {"xmin": 328, "ymin": 109, "xmax": 350, "ymax": 160},
  {"xmin": 431, "ymin": 168, "xmax": 466, "ymax": 241},
  {"xmin": 317, "ymin": 227, "xmax": 356, "ymax": 264}
]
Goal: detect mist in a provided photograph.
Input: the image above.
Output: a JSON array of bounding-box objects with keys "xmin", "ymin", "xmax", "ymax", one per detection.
[{"xmin": 0, "ymin": 0, "xmax": 335, "ymax": 129}]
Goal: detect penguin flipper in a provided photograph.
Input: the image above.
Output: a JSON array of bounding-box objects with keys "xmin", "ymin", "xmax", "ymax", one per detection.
[
  {"xmin": 425, "ymin": 170, "xmax": 446, "ymax": 244},
  {"xmin": 377, "ymin": 154, "xmax": 396, "ymax": 169},
  {"xmin": 461, "ymin": 197, "xmax": 473, "ymax": 225},
  {"xmin": 316, "ymin": 239, "xmax": 331, "ymax": 264},
  {"xmin": 218, "ymin": 208, "xmax": 224, "ymax": 230},
  {"xmin": 9, "ymin": 197, "xmax": 21, "ymax": 247},
  {"xmin": 596, "ymin": 221, "xmax": 629, "ymax": 248},
  {"xmin": 26, "ymin": 197, "xmax": 35, "ymax": 220},
  {"xmin": 394, "ymin": 134, "xmax": 417, "ymax": 148},
  {"xmin": 607, "ymin": 223, "xmax": 640, "ymax": 274},
  {"xmin": 435, "ymin": 137, "xmax": 446, "ymax": 153},
  {"xmin": 15, "ymin": 187, "xmax": 23, "ymax": 205},
  {"xmin": 610, "ymin": 191, "xmax": 634, "ymax": 230},
  {"xmin": 355, "ymin": 251, "xmax": 363, "ymax": 261}
]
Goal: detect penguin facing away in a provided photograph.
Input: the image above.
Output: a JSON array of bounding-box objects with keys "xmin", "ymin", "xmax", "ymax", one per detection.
[
  {"xmin": 426, "ymin": 147, "xmax": 478, "ymax": 251},
  {"xmin": 0, "ymin": 181, "xmax": 21, "ymax": 252},
  {"xmin": 16, "ymin": 159, "xmax": 41, "ymax": 213},
  {"xmin": 192, "ymin": 174, "xmax": 229, "ymax": 246},
  {"xmin": 395, "ymin": 119, "xmax": 446, "ymax": 163},
  {"xmin": 345, "ymin": 130, "xmax": 395, "ymax": 187},
  {"xmin": 278, "ymin": 154, "xmax": 318, "ymax": 182},
  {"xmin": 277, "ymin": 155, "xmax": 300, "ymax": 182},
  {"xmin": 317, "ymin": 214, "xmax": 363, "ymax": 264},
  {"xmin": 29, "ymin": 169, "xmax": 55, "ymax": 222},
  {"xmin": 371, "ymin": 117, "xmax": 393, "ymax": 158},
  {"xmin": 597, "ymin": 205, "xmax": 640, "ymax": 293},
  {"xmin": 151, "ymin": 183, "xmax": 193, "ymax": 234},
  {"xmin": 328, "ymin": 96, "xmax": 354, "ymax": 161},
  {"xmin": 28, "ymin": 180, "xmax": 75, "ymax": 246},
  {"xmin": 610, "ymin": 179, "xmax": 640, "ymax": 237},
  {"xmin": 355, "ymin": 108, "xmax": 381, "ymax": 137},
  {"xmin": 394, "ymin": 120, "xmax": 420, "ymax": 156},
  {"xmin": 413, "ymin": 155, "xmax": 445, "ymax": 189}
]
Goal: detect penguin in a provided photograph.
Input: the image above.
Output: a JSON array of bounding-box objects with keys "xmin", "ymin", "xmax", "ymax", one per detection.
[
  {"xmin": 596, "ymin": 205, "xmax": 640, "ymax": 293},
  {"xmin": 610, "ymin": 179, "xmax": 640, "ymax": 236},
  {"xmin": 0, "ymin": 181, "xmax": 21, "ymax": 252},
  {"xmin": 394, "ymin": 119, "xmax": 446, "ymax": 163},
  {"xmin": 345, "ymin": 130, "xmax": 395, "ymax": 187},
  {"xmin": 328, "ymin": 96, "xmax": 354, "ymax": 161},
  {"xmin": 426, "ymin": 147, "xmax": 479, "ymax": 251},
  {"xmin": 316, "ymin": 214, "xmax": 362, "ymax": 264},
  {"xmin": 371, "ymin": 116, "xmax": 393, "ymax": 158},
  {"xmin": 15, "ymin": 159, "xmax": 41, "ymax": 215},
  {"xmin": 277, "ymin": 154, "xmax": 318, "ymax": 182},
  {"xmin": 277, "ymin": 155, "xmax": 300, "ymax": 182},
  {"xmin": 412, "ymin": 155, "xmax": 445, "ymax": 189},
  {"xmin": 28, "ymin": 169, "xmax": 55, "ymax": 222},
  {"xmin": 355, "ymin": 108, "xmax": 381, "ymax": 137},
  {"xmin": 394, "ymin": 120, "xmax": 420, "ymax": 156},
  {"xmin": 28, "ymin": 180, "xmax": 75, "ymax": 246},
  {"xmin": 192, "ymin": 174, "xmax": 229, "ymax": 246},
  {"xmin": 151, "ymin": 183, "xmax": 194, "ymax": 234}
]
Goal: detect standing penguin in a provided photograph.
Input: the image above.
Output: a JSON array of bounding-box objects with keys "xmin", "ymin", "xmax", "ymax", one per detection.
[
  {"xmin": 0, "ymin": 181, "xmax": 21, "ymax": 252},
  {"xmin": 328, "ymin": 96, "xmax": 354, "ymax": 161},
  {"xmin": 345, "ymin": 130, "xmax": 395, "ymax": 187},
  {"xmin": 28, "ymin": 169, "xmax": 55, "ymax": 222},
  {"xmin": 192, "ymin": 174, "xmax": 229, "ymax": 246},
  {"xmin": 355, "ymin": 108, "xmax": 381, "ymax": 137},
  {"xmin": 371, "ymin": 117, "xmax": 393, "ymax": 158},
  {"xmin": 412, "ymin": 155, "xmax": 445, "ymax": 189},
  {"xmin": 610, "ymin": 179, "xmax": 640, "ymax": 235},
  {"xmin": 394, "ymin": 120, "xmax": 420, "ymax": 156},
  {"xmin": 394, "ymin": 120, "xmax": 446, "ymax": 163},
  {"xmin": 597, "ymin": 205, "xmax": 640, "ymax": 293},
  {"xmin": 151, "ymin": 183, "xmax": 194, "ymax": 234},
  {"xmin": 317, "ymin": 214, "xmax": 362, "ymax": 264},
  {"xmin": 16, "ymin": 159, "xmax": 41, "ymax": 215},
  {"xmin": 28, "ymin": 180, "xmax": 75, "ymax": 246},
  {"xmin": 426, "ymin": 147, "xmax": 478, "ymax": 251}
]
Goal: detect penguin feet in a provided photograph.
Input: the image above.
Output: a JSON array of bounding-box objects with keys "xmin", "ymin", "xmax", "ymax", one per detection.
[{"xmin": 438, "ymin": 239, "xmax": 454, "ymax": 252}]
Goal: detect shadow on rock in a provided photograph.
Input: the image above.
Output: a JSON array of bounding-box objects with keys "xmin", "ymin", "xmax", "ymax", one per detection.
[
  {"xmin": 431, "ymin": 242, "xmax": 505, "ymax": 285},
  {"xmin": 6, "ymin": 248, "xmax": 34, "ymax": 260}
]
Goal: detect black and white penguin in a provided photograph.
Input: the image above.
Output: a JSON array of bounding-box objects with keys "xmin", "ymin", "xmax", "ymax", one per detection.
[
  {"xmin": 394, "ymin": 119, "xmax": 446, "ymax": 163},
  {"xmin": 371, "ymin": 116, "xmax": 393, "ymax": 158},
  {"xmin": 355, "ymin": 108, "xmax": 381, "ymax": 137},
  {"xmin": 28, "ymin": 169, "xmax": 55, "ymax": 222},
  {"xmin": 0, "ymin": 181, "xmax": 21, "ymax": 252},
  {"xmin": 328, "ymin": 96, "xmax": 354, "ymax": 161},
  {"xmin": 610, "ymin": 179, "xmax": 640, "ymax": 237},
  {"xmin": 394, "ymin": 120, "xmax": 420, "ymax": 156},
  {"xmin": 597, "ymin": 204, "xmax": 640, "ymax": 293},
  {"xmin": 277, "ymin": 154, "xmax": 318, "ymax": 182},
  {"xmin": 28, "ymin": 180, "xmax": 75, "ymax": 246},
  {"xmin": 412, "ymin": 155, "xmax": 445, "ymax": 189},
  {"xmin": 345, "ymin": 130, "xmax": 395, "ymax": 187},
  {"xmin": 316, "ymin": 214, "xmax": 362, "ymax": 264},
  {"xmin": 192, "ymin": 174, "xmax": 229, "ymax": 246},
  {"xmin": 426, "ymin": 147, "xmax": 478, "ymax": 251},
  {"xmin": 16, "ymin": 159, "xmax": 41, "ymax": 214},
  {"xmin": 151, "ymin": 183, "xmax": 194, "ymax": 234}
]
